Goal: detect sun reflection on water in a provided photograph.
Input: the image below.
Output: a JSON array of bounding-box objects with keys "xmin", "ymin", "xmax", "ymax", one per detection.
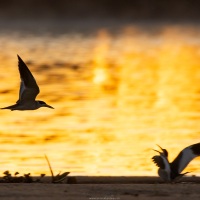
[{"xmin": 0, "ymin": 24, "xmax": 200, "ymax": 176}]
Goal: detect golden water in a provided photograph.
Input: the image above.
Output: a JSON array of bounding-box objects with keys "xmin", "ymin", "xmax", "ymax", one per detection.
[{"xmin": 0, "ymin": 24, "xmax": 200, "ymax": 176}]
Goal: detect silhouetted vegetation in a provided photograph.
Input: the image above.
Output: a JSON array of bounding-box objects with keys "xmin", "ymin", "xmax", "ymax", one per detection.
[
  {"xmin": 0, "ymin": 171, "xmax": 45, "ymax": 183},
  {"xmin": 45, "ymin": 155, "xmax": 70, "ymax": 183},
  {"xmin": 0, "ymin": 155, "xmax": 71, "ymax": 183}
]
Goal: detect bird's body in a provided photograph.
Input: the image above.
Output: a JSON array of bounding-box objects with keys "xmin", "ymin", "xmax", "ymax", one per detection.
[
  {"xmin": 152, "ymin": 143, "xmax": 200, "ymax": 182},
  {"xmin": 1, "ymin": 55, "xmax": 54, "ymax": 110},
  {"xmin": 3, "ymin": 100, "xmax": 49, "ymax": 111}
]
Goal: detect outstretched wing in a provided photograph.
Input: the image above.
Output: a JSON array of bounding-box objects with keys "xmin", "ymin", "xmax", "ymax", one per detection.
[
  {"xmin": 171, "ymin": 143, "xmax": 200, "ymax": 174},
  {"xmin": 17, "ymin": 55, "xmax": 40, "ymax": 103},
  {"xmin": 152, "ymin": 155, "xmax": 166, "ymax": 169}
]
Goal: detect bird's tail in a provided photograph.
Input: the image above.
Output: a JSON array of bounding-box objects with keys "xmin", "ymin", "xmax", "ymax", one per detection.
[{"xmin": 1, "ymin": 104, "xmax": 17, "ymax": 111}]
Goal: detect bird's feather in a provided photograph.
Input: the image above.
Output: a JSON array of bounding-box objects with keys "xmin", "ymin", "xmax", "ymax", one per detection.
[
  {"xmin": 17, "ymin": 55, "xmax": 39, "ymax": 103},
  {"xmin": 152, "ymin": 155, "xmax": 165, "ymax": 169},
  {"xmin": 171, "ymin": 143, "xmax": 200, "ymax": 174}
]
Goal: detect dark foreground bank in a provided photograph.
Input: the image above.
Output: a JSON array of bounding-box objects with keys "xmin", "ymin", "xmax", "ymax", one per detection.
[{"xmin": 0, "ymin": 176, "xmax": 199, "ymax": 200}]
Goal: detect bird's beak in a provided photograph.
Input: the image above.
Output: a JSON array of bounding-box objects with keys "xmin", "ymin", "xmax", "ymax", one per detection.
[
  {"xmin": 45, "ymin": 104, "xmax": 54, "ymax": 109},
  {"xmin": 156, "ymin": 144, "xmax": 164, "ymax": 151},
  {"xmin": 152, "ymin": 149, "xmax": 161, "ymax": 154},
  {"xmin": 156, "ymin": 144, "xmax": 167, "ymax": 154}
]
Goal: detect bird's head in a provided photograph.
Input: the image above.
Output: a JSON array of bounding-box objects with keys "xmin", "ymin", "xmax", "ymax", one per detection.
[
  {"xmin": 153, "ymin": 144, "xmax": 168, "ymax": 158},
  {"xmin": 37, "ymin": 100, "xmax": 54, "ymax": 109}
]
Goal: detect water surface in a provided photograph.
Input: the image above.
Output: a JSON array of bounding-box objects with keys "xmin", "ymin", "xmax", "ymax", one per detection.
[{"xmin": 0, "ymin": 23, "xmax": 200, "ymax": 176}]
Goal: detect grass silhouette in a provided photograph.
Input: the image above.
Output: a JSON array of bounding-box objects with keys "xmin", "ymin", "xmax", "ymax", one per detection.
[{"xmin": 0, "ymin": 155, "xmax": 70, "ymax": 183}]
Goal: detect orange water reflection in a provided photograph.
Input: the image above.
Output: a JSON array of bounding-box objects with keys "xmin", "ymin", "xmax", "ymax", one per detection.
[{"xmin": 0, "ymin": 25, "xmax": 200, "ymax": 176}]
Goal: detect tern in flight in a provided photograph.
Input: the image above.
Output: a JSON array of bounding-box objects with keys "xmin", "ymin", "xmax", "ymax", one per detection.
[
  {"xmin": 152, "ymin": 143, "xmax": 200, "ymax": 182},
  {"xmin": 1, "ymin": 55, "xmax": 54, "ymax": 110}
]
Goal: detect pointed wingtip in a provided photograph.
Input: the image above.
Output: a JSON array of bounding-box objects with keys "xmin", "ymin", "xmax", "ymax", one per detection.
[
  {"xmin": 17, "ymin": 55, "xmax": 25, "ymax": 66},
  {"xmin": 17, "ymin": 54, "xmax": 21, "ymax": 60}
]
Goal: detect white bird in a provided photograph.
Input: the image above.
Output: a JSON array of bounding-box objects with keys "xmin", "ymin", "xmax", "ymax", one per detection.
[
  {"xmin": 1, "ymin": 55, "xmax": 54, "ymax": 110},
  {"xmin": 152, "ymin": 143, "xmax": 200, "ymax": 182}
]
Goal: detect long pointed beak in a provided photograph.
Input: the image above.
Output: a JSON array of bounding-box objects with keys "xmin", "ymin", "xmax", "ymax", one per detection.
[
  {"xmin": 156, "ymin": 144, "xmax": 164, "ymax": 151},
  {"xmin": 152, "ymin": 149, "xmax": 161, "ymax": 154},
  {"xmin": 45, "ymin": 104, "xmax": 54, "ymax": 109}
]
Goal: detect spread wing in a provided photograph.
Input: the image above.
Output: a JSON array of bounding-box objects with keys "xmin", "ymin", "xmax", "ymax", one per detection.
[
  {"xmin": 17, "ymin": 55, "xmax": 40, "ymax": 103},
  {"xmin": 171, "ymin": 143, "xmax": 200, "ymax": 174},
  {"xmin": 152, "ymin": 155, "xmax": 165, "ymax": 169}
]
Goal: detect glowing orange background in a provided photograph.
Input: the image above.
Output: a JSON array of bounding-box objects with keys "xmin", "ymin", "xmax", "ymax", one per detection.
[{"xmin": 0, "ymin": 25, "xmax": 200, "ymax": 176}]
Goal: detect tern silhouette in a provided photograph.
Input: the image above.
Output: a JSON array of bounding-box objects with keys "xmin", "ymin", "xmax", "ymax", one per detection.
[
  {"xmin": 152, "ymin": 143, "xmax": 200, "ymax": 182},
  {"xmin": 1, "ymin": 55, "xmax": 54, "ymax": 110}
]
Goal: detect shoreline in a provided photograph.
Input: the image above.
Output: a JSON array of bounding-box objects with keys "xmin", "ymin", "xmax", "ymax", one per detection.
[
  {"xmin": 0, "ymin": 176, "xmax": 200, "ymax": 199},
  {"xmin": 0, "ymin": 176, "xmax": 200, "ymax": 200},
  {"xmin": 66, "ymin": 175, "xmax": 200, "ymax": 184},
  {"xmin": 1, "ymin": 175, "xmax": 199, "ymax": 184}
]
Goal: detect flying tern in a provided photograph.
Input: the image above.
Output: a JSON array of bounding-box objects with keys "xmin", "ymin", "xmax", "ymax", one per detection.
[{"xmin": 1, "ymin": 55, "xmax": 54, "ymax": 110}]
